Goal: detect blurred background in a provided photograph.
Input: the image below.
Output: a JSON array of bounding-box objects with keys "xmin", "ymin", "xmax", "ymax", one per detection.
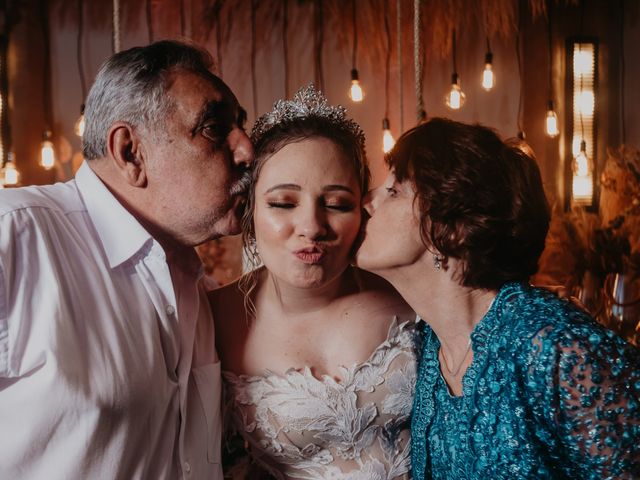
[{"xmin": 1, "ymin": 0, "xmax": 638, "ymax": 340}]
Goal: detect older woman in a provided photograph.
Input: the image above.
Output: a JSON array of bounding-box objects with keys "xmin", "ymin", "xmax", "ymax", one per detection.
[{"xmin": 356, "ymin": 118, "xmax": 640, "ymax": 479}]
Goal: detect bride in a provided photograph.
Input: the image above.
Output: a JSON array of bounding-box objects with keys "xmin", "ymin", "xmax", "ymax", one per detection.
[{"xmin": 209, "ymin": 86, "xmax": 418, "ymax": 479}]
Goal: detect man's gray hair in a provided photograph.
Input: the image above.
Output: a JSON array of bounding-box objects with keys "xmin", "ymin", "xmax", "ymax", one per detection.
[{"xmin": 82, "ymin": 40, "xmax": 215, "ymax": 160}]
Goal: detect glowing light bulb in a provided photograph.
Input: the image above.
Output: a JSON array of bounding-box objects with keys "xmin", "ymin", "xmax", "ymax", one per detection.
[
  {"xmin": 3, "ymin": 154, "xmax": 19, "ymax": 186},
  {"xmin": 572, "ymin": 140, "xmax": 593, "ymax": 204},
  {"xmin": 74, "ymin": 104, "xmax": 85, "ymax": 137},
  {"xmin": 481, "ymin": 52, "xmax": 494, "ymax": 91},
  {"xmin": 349, "ymin": 69, "xmax": 364, "ymax": 102},
  {"xmin": 446, "ymin": 74, "xmax": 465, "ymax": 110},
  {"xmin": 382, "ymin": 118, "xmax": 395, "ymax": 153},
  {"xmin": 40, "ymin": 131, "xmax": 55, "ymax": 170},
  {"xmin": 545, "ymin": 101, "xmax": 559, "ymax": 137}
]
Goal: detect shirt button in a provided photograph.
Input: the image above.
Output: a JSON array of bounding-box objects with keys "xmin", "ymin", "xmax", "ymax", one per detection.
[
  {"xmin": 165, "ymin": 305, "xmax": 175, "ymax": 316},
  {"xmin": 184, "ymin": 461, "xmax": 191, "ymax": 474}
]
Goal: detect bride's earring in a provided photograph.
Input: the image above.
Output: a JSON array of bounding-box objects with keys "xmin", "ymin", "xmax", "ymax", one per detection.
[{"xmin": 433, "ymin": 254, "xmax": 444, "ymax": 271}]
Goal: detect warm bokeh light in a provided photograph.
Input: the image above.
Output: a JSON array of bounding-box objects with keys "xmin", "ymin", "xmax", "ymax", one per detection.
[
  {"xmin": 349, "ymin": 80, "xmax": 364, "ymax": 102},
  {"xmin": 382, "ymin": 129, "xmax": 395, "ymax": 153},
  {"xmin": 2, "ymin": 159, "xmax": 19, "ymax": 186},
  {"xmin": 545, "ymin": 109, "xmax": 559, "ymax": 137},
  {"xmin": 482, "ymin": 63, "xmax": 494, "ymax": 91},
  {"xmin": 446, "ymin": 83, "xmax": 465, "ymax": 110},
  {"xmin": 40, "ymin": 139, "xmax": 55, "ymax": 170}
]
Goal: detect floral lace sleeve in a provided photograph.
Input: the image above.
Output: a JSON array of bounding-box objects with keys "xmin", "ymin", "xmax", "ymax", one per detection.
[{"xmin": 527, "ymin": 321, "xmax": 640, "ymax": 479}]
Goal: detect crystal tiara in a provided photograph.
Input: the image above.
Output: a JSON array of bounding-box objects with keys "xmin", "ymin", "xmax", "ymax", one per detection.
[{"xmin": 250, "ymin": 84, "xmax": 366, "ymax": 148}]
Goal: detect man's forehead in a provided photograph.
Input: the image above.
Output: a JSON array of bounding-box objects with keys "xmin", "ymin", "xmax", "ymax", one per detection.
[{"xmin": 166, "ymin": 70, "xmax": 243, "ymax": 119}]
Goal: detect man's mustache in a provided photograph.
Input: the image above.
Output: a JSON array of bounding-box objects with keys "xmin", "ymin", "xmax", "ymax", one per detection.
[{"xmin": 229, "ymin": 171, "xmax": 252, "ymax": 196}]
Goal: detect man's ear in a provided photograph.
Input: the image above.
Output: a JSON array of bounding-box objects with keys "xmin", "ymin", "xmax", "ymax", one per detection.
[{"xmin": 107, "ymin": 122, "xmax": 147, "ymax": 188}]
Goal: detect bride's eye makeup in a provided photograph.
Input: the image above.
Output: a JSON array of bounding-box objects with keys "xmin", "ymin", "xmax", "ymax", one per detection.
[{"xmin": 323, "ymin": 197, "xmax": 356, "ymax": 212}]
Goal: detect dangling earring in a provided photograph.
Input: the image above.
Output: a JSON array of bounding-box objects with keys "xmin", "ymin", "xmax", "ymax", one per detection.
[{"xmin": 433, "ymin": 254, "xmax": 444, "ymax": 271}]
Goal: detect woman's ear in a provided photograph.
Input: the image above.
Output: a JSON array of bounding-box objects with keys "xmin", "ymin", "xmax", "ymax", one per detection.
[{"xmin": 107, "ymin": 122, "xmax": 147, "ymax": 188}]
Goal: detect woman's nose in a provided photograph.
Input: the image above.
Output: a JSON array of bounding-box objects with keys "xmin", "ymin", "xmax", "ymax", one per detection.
[{"xmin": 296, "ymin": 206, "xmax": 328, "ymax": 240}]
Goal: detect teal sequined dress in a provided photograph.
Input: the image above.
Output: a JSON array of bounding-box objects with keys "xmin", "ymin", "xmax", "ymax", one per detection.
[{"xmin": 411, "ymin": 282, "xmax": 640, "ymax": 479}]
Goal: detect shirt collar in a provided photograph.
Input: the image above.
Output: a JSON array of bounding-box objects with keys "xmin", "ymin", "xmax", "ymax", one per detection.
[{"xmin": 75, "ymin": 161, "xmax": 155, "ymax": 269}]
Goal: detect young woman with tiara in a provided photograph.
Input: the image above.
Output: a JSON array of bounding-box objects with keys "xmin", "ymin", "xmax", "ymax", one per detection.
[{"xmin": 209, "ymin": 86, "xmax": 418, "ymax": 479}]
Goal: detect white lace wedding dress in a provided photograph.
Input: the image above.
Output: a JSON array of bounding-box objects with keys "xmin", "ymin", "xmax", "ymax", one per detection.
[{"xmin": 223, "ymin": 318, "xmax": 419, "ymax": 479}]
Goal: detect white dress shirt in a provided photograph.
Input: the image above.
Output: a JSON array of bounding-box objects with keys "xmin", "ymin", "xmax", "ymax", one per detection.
[{"xmin": 0, "ymin": 162, "xmax": 222, "ymax": 479}]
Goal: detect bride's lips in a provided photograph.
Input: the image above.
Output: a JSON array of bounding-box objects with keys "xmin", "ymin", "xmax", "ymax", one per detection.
[{"xmin": 293, "ymin": 246, "xmax": 326, "ymax": 264}]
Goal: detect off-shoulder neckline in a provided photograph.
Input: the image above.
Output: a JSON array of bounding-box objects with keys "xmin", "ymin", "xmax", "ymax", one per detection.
[{"xmin": 222, "ymin": 315, "xmax": 418, "ymax": 387}]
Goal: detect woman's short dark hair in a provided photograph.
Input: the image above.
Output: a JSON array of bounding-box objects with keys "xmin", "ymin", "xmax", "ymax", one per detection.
[{"xmin": 388, "ymin": 117, "xmax": 550, "ymax": 290}]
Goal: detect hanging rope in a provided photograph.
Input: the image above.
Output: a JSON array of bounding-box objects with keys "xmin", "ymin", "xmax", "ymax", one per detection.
[
  {"xmin": 452, "ymin": 29, "xmax": 457, "ymax": 74},
  {"xmin": 351, "ymin": 0, "xmax": 357, "ymax": 70},
  {"xmin": 113, "ymin": 0, "xmax": 121, "ymax": 53},
  {"xmin": 619, "ymin": 0, "xmax": 626, "ymax": 144},
  {"xmin": 384, "ymin": 0, "xmax": 391, "ymax": 120},
  {"xmin": 413, "ymin": 0, "xmax": 425, "ymax": 122},
  {"xmin": 515, "ymin": 2, "xmax": 524, "ymax": 138},
  {"xmin": 41, "ymin": 0, "xmax": 52, "ymax": 130},
  {"xmin": 283, "ymin": 0, "xmax": 289, "ymax": 98},
  {"xmin": 180, "ymin": 0, "xmax": 186, "ymax": 38},
  {"xmin": 214, "ymin": 1, "xmax": 223, "ymax": 77},
  {"xmin": 146, "ymin": 0, "xmax": 154, "ymax": 43},
  {"xmin": 77, "ymin": 0, "xmax": 87, "ymax": 101},
  {"xmin": 251, "ymin": 0, "xmax": 258, "ymax": 119},
  {"xmin": 546, "ymin": 1, "xmax": 552, "ymax": 99},
  {"xmin": 314, "ymin": 0, "xmax": 324, "ymax": 92},
  {"xmin": 396, "ymin": 0, "xmax": 404, "ymax": 132}
]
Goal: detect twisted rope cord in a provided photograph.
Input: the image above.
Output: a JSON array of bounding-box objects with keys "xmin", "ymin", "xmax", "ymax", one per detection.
[
  {"xmin": 413, "ymin": 0, "xmax": 425, "ymax": 122},
  {"xmin": 397, "ymin": 0, "xmax": 404, "ymax": 132},
  {"xmin": 113, "ymin": 0, "xmax": 121, "ymax": 53}
]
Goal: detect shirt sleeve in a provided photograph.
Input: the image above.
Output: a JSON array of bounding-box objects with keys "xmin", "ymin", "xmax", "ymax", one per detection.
[
  {"xmin": 529, "ymin": 319, "xmax": 640, "ymax": 478},
  {"xmin": 0, "ymin": 256, "xmax": 7, "ymax": 377}
]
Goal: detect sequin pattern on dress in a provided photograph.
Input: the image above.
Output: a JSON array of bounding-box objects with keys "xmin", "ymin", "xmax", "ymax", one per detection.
[{"xmin": 411, "ymin": 282, "xmax": 640, "ymax": 480}]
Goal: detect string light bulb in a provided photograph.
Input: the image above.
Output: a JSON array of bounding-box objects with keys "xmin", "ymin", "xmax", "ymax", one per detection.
[
  {"xmin": 40, "ymin": 130, "xmax": 55, "ymax": 170},
  {"xmin": 2, "ymin": 153, "xmax": 19, "ymax": 186},
  {"xmin": 382, "ymin": 118, "xmax": 395, "ymax": 153},
  {"xmin": 349, "ymin": 69, "xmax": 364, "ymax": 102},
  {"xmin": 482, "ymin": 51, "xmax": 494, "ymax": 91},
  {"xmin": 74, "ymin": 104, "xmax": 85, "ymax": 137},
  {"xmin": 545, "ymin": 100, "xmax": 559, "ymax": 137},
  {"xmin": 446, "ymin": 73, "xmax": 465, "ymax": 110},
  {"xmin": 572, "ymin": 140, "xmax": 593, "ymax": 204}
]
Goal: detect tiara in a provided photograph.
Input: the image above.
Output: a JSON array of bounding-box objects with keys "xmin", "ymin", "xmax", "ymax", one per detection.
[{"xmin": 250, "ymin": 84, "xmax": 366, "ymax": 148}]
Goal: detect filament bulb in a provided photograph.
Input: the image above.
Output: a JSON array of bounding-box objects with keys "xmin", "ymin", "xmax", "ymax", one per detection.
[
  {"xmin": 349, "ymin": 69, "xmax": 364, "ymax": 102},
  {"xmin": 382, "ymin": 118, "xmax": 395, "ymax": 153}
]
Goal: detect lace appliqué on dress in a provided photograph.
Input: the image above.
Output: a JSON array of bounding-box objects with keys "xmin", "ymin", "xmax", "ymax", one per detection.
[{"xmin": 224, "ymin": 318, "xmax": 420, "ymax": 480}]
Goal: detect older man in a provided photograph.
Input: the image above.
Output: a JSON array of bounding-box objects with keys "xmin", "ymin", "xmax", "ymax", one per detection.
[{"xmin": 0, "ymin": 40, "xmax": 252, "ymax": 479}]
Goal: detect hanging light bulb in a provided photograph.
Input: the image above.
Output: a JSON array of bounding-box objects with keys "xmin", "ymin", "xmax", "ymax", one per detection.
[
  {"xmin": 40, "ymin": 130, "xmax": 55, "ymax": 170},
  {"xmin": 349, "ymin": 69, "xmax": 364, "ymax": 102},
  {"xmin": 446, "ymin": 73, "xmax": 465, "ymax": 110},
  {"xmin": 545, "ymin": 100, "xmax": 559, "ymax": 137},
  {"xmin": 74, "ymin": 104, "xmax": 85, "ymax": 137},
  {"xmin": 572, "ymin": 140, "xmax": 593, "ymax": 204},
  {"xmin": 382, "ymin": 118, "xmax": 395, "ymax": 153},
  {"xmin": 481, "ymin": 51, "xmax": 494, "ymax": 91},
  {"xmin": 3, "ymin": 153, "xmax": 19, "ymax": 186}
]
